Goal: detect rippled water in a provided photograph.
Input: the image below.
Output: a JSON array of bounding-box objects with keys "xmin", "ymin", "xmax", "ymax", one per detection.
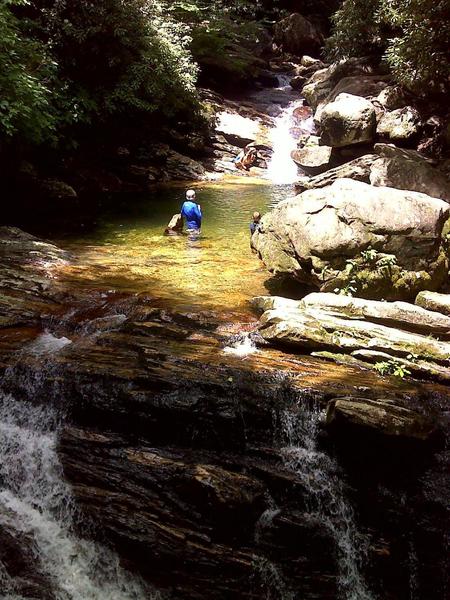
[{"xmin": 48, "ymin": 181, "xmax": 294, "ymax": 315}]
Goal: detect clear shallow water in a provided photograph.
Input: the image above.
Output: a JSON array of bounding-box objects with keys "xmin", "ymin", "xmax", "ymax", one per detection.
[{"xmin": 51, "ymin": 181, "xmax": 294, "ymax": 315}]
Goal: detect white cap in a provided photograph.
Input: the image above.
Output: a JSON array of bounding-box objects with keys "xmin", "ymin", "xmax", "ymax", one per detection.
[{"xmin": 186, "ymin": 189, "xmax": 196, "ymax": 199}]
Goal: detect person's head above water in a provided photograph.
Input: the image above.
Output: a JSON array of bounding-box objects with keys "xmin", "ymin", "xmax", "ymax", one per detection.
[
  {"xmin": 186, "ymin": 189, "xmax": 196, "ymax": 201},
  {"xmin": 253, "ymin": 211, "xmax": 261, "ymax": 223}
]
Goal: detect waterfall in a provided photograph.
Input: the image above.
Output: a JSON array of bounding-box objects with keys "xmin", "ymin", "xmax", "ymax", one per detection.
[
  {"xmin": 266, "ymin": 100, "xmax": 304, "ymax": 185},
  {"xmin": 0, "ymin": 392, "xmax": 160, "ymax": 600},
  {"xmin": 278, "ymin": 402, "xmax": 374, "ymax": 600}
]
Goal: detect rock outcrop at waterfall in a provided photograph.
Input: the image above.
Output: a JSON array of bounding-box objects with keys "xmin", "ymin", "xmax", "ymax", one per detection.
[
  {"xmin": 252, "ymin": 178, "xmax": 449, "ymax": 300},
  {"xmin": 253, "ymin": 292, "xmax": 450, "ymax": 383}
]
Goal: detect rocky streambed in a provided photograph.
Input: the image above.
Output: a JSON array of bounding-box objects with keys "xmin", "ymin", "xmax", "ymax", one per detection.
[{"xmin": 0, "ymin": 226, "xmax": 449, "ymax": 600}]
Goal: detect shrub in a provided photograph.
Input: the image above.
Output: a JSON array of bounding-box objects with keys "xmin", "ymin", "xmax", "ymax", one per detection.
[
  {"xmin": 327, "ymin": 0, "xmax": 450, "ymax": 95},
  {"xmin": 0, "ymin": 0, "xmax": 57, "ymax": 143}
]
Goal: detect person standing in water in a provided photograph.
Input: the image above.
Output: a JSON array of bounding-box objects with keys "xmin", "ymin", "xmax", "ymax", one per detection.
[
  {"xmin": 250, "ymin": 211, "xmax": 261, "ymax": 235},
  {"xmin": 181, "ymin": 189, "xmax": 202, "ymax": 233}
]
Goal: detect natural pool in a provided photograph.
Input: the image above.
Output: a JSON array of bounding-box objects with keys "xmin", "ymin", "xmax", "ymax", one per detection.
[{"xmin": 49, "ymin": 179, "xmax": 294, "ymax": 316}]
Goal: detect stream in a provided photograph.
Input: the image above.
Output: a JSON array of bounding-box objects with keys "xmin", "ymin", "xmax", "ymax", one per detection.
[{"xmin": 0, "ymin": 79, "xmax": 448, "ymax": 600}]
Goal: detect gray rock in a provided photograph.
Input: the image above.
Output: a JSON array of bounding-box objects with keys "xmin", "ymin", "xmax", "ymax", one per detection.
[
  {"xmin": 370, "ymin": 143, "xmax": 450, "ymax": 201},
  {"xmin": 273, "ymin": 13, "xmax": 323, "ymax": 56},
  {"xmin": 253, "ymin": 179, "xmax": 449, "ymax": 299},
  {"xmin": 377, "ymin": 107, "xmax": 421, "ymax": 142},
  {"xmin": 165, "ymin": 151, "xmax": 206, "ymax": 180},
  {"xmin": 375, "ymin": 86, "xmax": 409, "ymax": 110},
  {"xmin": 415, "ymin": 291, "xmax": 450, "ymax": 316},
  {"xmin": 40, "ymin": 178, "xmax": 77, "ymax": 201},
  {"xmin": 300, "ymin": 55, "xmax": 325, "ymax": 69},
  {"xmin": 295, "ymin": 154, "xmax": 377, "ymax": 192},
  {"xmin": 319, "ymin": 94, "xmax": 376, "ymax": 147},
  {"xmin": 303, "ymin": 58, "xmax": 380, "ymax": 110},
  {"xmin": 314, "ymin": 75, "xmax": 390, "ymax": 122},
  {"xmin": 291, "ymin": 145, "xmax": 333, "ymax": 174}
]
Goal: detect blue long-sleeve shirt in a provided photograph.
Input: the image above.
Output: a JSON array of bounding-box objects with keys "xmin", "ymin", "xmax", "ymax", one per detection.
[{"xmin": 181, "ymin": 201, "xmax": 202, "ymax": 230}]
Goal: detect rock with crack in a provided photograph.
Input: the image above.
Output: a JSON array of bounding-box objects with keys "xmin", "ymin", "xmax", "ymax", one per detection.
[
  {"xmin": 370, "ymin": 143, "xmax": 450, "ymax": 201},
  {"xmin": 252, "ymin": 179, "xmax": 449, "ymax": 300},
  {"xmin": 294, "ymin": 154, "xmax": 377, "ymax": 192},
  {"xmin": 303, "ymin": 58, "xmax": 380, "ymax": 111},
  {"xmin": 254, "ymin": 292, "xmax": 450, "ymax": 382}
]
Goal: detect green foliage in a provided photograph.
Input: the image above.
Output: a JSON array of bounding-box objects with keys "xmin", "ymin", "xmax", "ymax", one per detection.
[
  {"xmin": 1, "ymin": 0, "xmax": 202, "ymax": 147},
  {"xmin": 327, "ymin": 0, "xmax": 450, "ymax": 94},
  {"xmin": 0, "ymin": 0, "xmax": 56, "ymax": 143},
  {"xmin": 374, "ymin": 359, "xmax": 411, "ymax": 378},
  {"xmin": 360, "ymin": 247, "xmax": 379, "ymax": 263},
  {"xmin": 334, "ymin": 278, "xmax": 358, "ymax": 297},
  {"xmin": 333, "ymin": 249, "xmax": 398, "ymax": 297}
]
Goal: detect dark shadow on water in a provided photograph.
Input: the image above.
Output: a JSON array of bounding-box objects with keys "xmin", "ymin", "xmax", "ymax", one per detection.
[{"xmin": 264, "ymin": 274, "xmax": 315, "ymax": 300}]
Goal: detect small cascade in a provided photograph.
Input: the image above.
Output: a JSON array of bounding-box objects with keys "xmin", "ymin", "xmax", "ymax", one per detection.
[
  {"xmin": 253, "ymin": 498, "xmax": 294, "ymax": 600},
  {"xmin": 0, "ymin": 393, "xmax": 160, "ymax": 600},
  {"xmin": 278, "ymin": 402, "xmax": 374, "ymax": 600},
  {"xmin": 264, "ymin": 73, "xmax": 316, "ymax": 185},
  {"xmin": 223, "ymin": 333, "xmax": 258, "ymax": 358},
  {"xmin": 266, "ymin": 99, "xmax": 305, "ymax": 185}
]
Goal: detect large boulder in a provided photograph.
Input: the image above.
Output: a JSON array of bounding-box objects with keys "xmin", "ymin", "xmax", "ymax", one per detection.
[
  {"xmin": 253, "ymin": 179, "xmax": 450, "ymax": 300},
  {"xmin": 376, "ymin": 107, "xmax": 421, "ymax": 143},
  {"xmin": 314, "ymin": 75, "xmax": 390, "ymax": 123},
  {"xmin": 303, "ymin": 58, "xmax": 380, "ymax": 110},
  {"xmin": 319, "ymin": 94, "xmax": 376, "ymax": 147},
  {"xmin": 273, "ymin": 13, "xmax": 323, "ymax": 56},
  {"xmin": 370, "ymin": 144, "xmax": 450, "ymax": 201}
]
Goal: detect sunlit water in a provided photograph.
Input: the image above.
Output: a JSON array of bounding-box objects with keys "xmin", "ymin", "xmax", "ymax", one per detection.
[{"xmin": 48, "ymin": 182, "xmax": 292, "ymax": 317}]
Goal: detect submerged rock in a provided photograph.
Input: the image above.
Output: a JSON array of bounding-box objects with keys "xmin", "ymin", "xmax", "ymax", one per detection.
[{"xmin": 253, "ymin": 179, "xmax": 449, "ymax": 300}]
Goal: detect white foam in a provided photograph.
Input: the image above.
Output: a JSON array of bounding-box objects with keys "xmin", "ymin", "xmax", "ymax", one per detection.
[
  {"xmin": 27, "ymin": 332, "xmax": 72, "ymax": 355},
  {"xmin": 223, "ymin": 334, "xmax": 258, "ymax": 358}
]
